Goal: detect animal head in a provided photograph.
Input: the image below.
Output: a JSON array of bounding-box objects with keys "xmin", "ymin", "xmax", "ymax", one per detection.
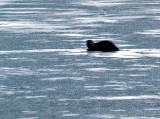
[{"xmin": 86, "ymin": 40, "xmax": 95, "ymax": 50}]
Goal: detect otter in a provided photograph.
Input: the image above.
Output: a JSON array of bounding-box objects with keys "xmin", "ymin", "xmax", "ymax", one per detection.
[{"xmin": 86, "ymin": 40, "xmax": 119, "ymax": 52}]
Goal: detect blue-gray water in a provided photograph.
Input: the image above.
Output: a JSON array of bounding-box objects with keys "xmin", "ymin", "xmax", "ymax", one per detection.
[{"xmin": 0, "ymin": 0, "xmax": 160, "ymax": 119}]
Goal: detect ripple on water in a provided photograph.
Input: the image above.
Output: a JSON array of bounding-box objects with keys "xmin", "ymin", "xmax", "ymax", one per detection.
[
  {"xmin": 77, "ymin": 0, "xmax": 127, "ymax": 7},
  {"xmin": 59, "ymin": 95, "xmax": 160, "ymax": 102},
  {"xmin": 85, "ymin": 67, "xmax": 120, "ymax": 72},
  {"xmin": 18, "ymin": 117, "xmax": 39, "ymax": 119},
  {"xmin": 0, "ymin": 67, "xmax": 36, "ymax": 76},
  {"xmin": 62, "ymin": 113, "xmax": 80, "ymax": 117},
  {"xmin": 25, "ymin": 95, "xmax": 47, "ymax": 99},
  {"xmin": 0, "ymin": 49, "xmax": 86, "ymax": 54},
  {"xmin": 0, "ymin": 49, "xmax": 159, "ymax": 59},
  {"xmin": 89, "ymin": 114, "xmax": 116, "ymax": 119},
  {"xmin": 84, "ymin": 85, "xmax": 101, "ymax": 91},
  {"xmin": 137, "ymin": 29, "xmax": 160, "ymax": 38},
  {"xmin": 84, "ymin": 95, "xmax": 160, "ymax": 101},
  {"xmin": 22, "ymin": 110, "xmax": 37, "ymax": 115},
  {"xmin": 0, "ymin": 85, "xmax": 27, "ymax": 95},
  {"xmin": 41, "ymin": 77, "xmax": 85, "ymax": 81},
  {"xmin": 91, "ymin": 49, "xmax": 160, "ymax": 59},
  {"xmin": 121, "ymin": 116, "xmax": 160, "ymax": 119},
  {"xmin": 0, "ymin": 21, "xmax": 70, "ymax": 33}
]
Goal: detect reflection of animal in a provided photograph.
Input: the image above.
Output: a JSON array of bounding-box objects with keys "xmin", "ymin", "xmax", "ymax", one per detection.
[{"xmin": 86, "ymin": 40, "xmax": 119, "ymax": 52}]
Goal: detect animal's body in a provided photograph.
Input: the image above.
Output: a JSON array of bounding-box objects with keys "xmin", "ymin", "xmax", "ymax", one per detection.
[{"xmin": 86, "ymin": 40, "xmax": 119, "ymax": 52}]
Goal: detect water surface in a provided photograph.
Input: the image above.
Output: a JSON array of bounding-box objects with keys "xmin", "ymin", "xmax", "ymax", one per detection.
[{"xmin": 0, "ymin": 0, "xmax": 160, "ymax": 119}]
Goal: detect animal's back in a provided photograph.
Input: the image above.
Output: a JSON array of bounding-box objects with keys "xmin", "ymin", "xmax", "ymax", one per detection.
[{"xmin": 95, "ymin": 41, "xmax": 119, "ymax": 52}]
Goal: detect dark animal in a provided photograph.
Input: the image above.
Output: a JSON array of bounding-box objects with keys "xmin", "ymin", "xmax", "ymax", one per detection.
[{"xmin": 86, "ymin": 40, "xmax": 119, "ymax": 52}]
